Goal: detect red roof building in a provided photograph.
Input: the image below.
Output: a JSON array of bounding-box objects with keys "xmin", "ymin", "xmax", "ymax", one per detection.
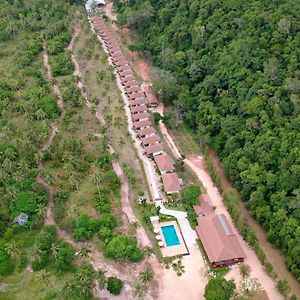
[
  {"xmin": 117, "ymin": 64, "xmax": 131, "ymax": 72},
  {"xmin": 130, "ymin": 105, "xmax": 147, "ymax": 114},
  {"xmin": 108, "ymin": 46, "xmax": 121, "ymax": 54},
  {"xmin": 154, "ymin": 154, "xmax": 175, "ymax": 174},
  {"xmin": 141, "ymin": 135, "xmax": 160, "ymax": 147},
  {"xmin": 132, "ymin": 120, "xmax": 151, "ymax": 130},
  {"xmin": 124, "ymin": 80, "xmax": 140, "ymax": 88},
  {"xmin": 131, "ymin": 112, "xmax": 150, "ymax": 122},
  {"xmin": 114, "ymin": 59, "xmax": 129, "ymax": 67},
  {"xmin": 130, "ymin": 98, "xmax": 147, "ymax": 107},
  {"xmin": 120, "ymin": 70, "xmax": 134, "ymax": 77},
  {"xmin": 144, "ymin": 143, "xmax": 164, "ymax": 157},
  {"xmin": 161, "ymin": 173, "xmax": 181, "ymax": 194},
  {"xmin": 194, "ymin": 195, "xmax": 246, "ymax": 267},
  {"xmin": 128, "ymin": 92, "xmax": 144, "ymax": 100},
  {"xmin": 126, "ymin": 86, "xmax": 143, "ymax": 94},
  {"xmin": 122, "ymin": 75, "xmax": 136, "ymax": 83},
  {"xmin": 112, "ymin": 56, "xmax": 127, "ymax": 63},
  {"xmin": 136, "ymin": 126, "xmax": 156, "ymax": 138},
  {"xmin": 143, "ymin": 84, "xmax": 159, "ymax": 107}
]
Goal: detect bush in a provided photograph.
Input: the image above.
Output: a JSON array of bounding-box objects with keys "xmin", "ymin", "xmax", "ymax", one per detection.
[
  {"xmin": 51, "ymin": 52, "xmax": 74, "ymax": 76},
  {"xmin": 277, "ymin": 279, "xmax": 291, "ymax": 297},
  {"xmin": 204, "ymin": 277, "xmax": 235, "ymax": 300},
  {"xmin": 0, "ymin": 248, "xmax": 15, "ymax": 276},
  {"xmin": 107, "ymin": 277, "xmax": 123, "ymax": 295},
  {"xmin": 181, "ymin": 185, "xmax": 201, "ymax": 206},
  {"xmin": 104, "ymin": 234, "xmax": 143, "ymax": 262},
  {"xmin": 38, "ymin": 95, "xmax": 59, "ymax": 119}
]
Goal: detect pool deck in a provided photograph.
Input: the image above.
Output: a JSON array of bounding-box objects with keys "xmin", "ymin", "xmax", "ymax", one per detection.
[{"xmin": 157, "ymin": 221, "xmax": 189, "ymax": 257}]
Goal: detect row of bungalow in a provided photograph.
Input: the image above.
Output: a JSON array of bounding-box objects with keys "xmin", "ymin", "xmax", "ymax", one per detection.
[{"xmin": 91, "ymin": 16, "xmax": 182, "ymax": 196}]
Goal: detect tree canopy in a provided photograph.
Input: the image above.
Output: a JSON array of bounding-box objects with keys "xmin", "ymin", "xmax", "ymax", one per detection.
[{"xmin": 116, "ymin": 0, "xmax": 300, "ymax": 280}]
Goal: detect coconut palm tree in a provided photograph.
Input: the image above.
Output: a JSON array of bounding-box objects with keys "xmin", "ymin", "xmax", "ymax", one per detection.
[
  {"xmin": 172, "ymin": 259, "xmax": 185, "ymax": 276},
  {"xmin": 142, "ymin": 246, "xmax": 154, "ymax": 258},
  {"xmin": 5, "ymin": 240, "xmax": 21, "ymax": 259},
  {"xmin": 31, "ymin": 246, "xmax": 46, "ymax": 263},
  {"xmin": 132, "ymin": 283, "xmax": 147, "ymax": 299},
  {"xmin": 162, "ymin": 257, "xmax": 173, "ymax": 269},
  {"xmin": 69, "ymin": 205, "xmax": 79, "ymax": 229},
  {"xmin": 92, "ymin": 173, "xmax": 102, "ymax": 192},
  {"xmin": 69, "ymin": 172, "xmax": 79, "ymax": 191},
  {"xmin": 96, "ymin": 269, "xmax": 107, "ymax": 290},
  {"xmin": 76, "ymin": 247, "xmax": 91, "ymax": 258},
  {"xmin": 51, "ymin": 243, "xmax": 61, "ymax": 261},
  {"xmin": 36, "ymin": 203, "xmax": 47, "ymax": 219},
  {"xmin": 35, "ymin": 270, "xmax": 50, "ymax": 287},
  {"xmin": 139, "ymin": 268, "xmax": 153, "ymax": 284}
]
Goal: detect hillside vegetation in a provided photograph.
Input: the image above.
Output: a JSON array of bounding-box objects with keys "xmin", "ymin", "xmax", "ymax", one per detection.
[{"xmin": 115, "ymin": 0, "xmax": 300, "ymax": 280}]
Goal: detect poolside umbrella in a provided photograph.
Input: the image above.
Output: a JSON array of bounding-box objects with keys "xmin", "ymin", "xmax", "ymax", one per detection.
[
  {"xmin": 154, "ymin": 228, "xmax": 159, "ymax": 234},
  {"xmin": 158, "ymin": 241, "xmax": 164, "ymax": 247},
  {"xmin": 156, "ymin": 235, "xmax": 161, "ymax": 240}
]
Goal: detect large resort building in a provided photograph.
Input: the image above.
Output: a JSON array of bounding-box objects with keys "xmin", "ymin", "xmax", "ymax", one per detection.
[{"xmin": 194, "ymin": 195, "xmax": 246, "ymax": 267}]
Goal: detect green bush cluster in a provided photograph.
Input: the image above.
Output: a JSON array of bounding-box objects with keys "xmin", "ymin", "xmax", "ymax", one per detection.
[{"xmin": 107, "ymin": 277, "xmax": 124, "ymax": 295}]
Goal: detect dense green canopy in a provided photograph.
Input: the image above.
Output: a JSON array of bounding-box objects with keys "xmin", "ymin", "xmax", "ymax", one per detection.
[{"xmin": 116, "ymin": 0, "xmax": 300, "ymax": 280}]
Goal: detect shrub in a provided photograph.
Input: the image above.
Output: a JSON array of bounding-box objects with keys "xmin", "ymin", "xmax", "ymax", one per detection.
[
  {"xmin": 107, "ymin": 277, "xmax": 123, "ymax": 295},
  {"xmin": 38, "ymin": 95, "xmax": 59, "ymax": 118},
  {"xmin": 104, "ymin": 234, "xmax": 143, "ymax": 262},
  {"xmin": 51, "ymin": 52, "xmax": 74, "ymax": 76},
  {"xmin": 0, "ymin": 248, "xmax": 15, "ymax": 276},
  {"xmin": 204, "ymin": 277, "xmax": 236, "ymax": 300},
  {"xmin": 277, "ymin": 279, "xmax": 291, "ymax": 297}
]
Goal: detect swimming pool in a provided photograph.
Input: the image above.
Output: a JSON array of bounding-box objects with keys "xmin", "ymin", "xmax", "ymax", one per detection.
[{"xmin": 161, "ymin": 225, "xmax": 180, "ymax": 247}]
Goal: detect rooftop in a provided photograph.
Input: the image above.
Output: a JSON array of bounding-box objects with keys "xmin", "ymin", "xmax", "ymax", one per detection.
[
  {"xmin": 132, "ymin": 120, "xmax": 151, "ymax": 129},
  {"xmin": 131, "ymin": 104, "xmax": 147, "ymax": 113},
  {"xmin": 136, "ymin": 126, "xmax": 156, "ymax": 136},
  {"xmin": 141, "ymin": 135, "xmax": 161, "ymax": 146},
  {"xmin": 145, "ymin": 143, "xmax": 164, "ymax": 155},
  {"xmin": 131, "ymin": 112, "xmax": 150, "ymax": 121},
  {"xmin": 161, "ymin": 172, "xmax": 181, "ymax": 193},
  {"xmin": 195, "ymin": 196, "xmax": 246, "ymax": 264},
  {"xmin": 154, "ymin": 154, "xmax": 175, "ymax": 173}
]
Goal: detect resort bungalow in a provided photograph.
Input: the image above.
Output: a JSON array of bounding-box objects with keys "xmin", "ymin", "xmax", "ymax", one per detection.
[
  {"xmin": 194, "ymin": 195, "xmax": 246, "ymax": 267},
  {"xmin": 136, "ymin": 126, "xmax": 156, "ymax": 138},
  {"xmin": 126, "ymin": 86, "xmax": 143, "ymax": 95},
  {"xmin": 129, "ymin": 98, "xmax": 147, "ymax": 107},
  {"xmin": 109, "ymin": 48, "xmax": 122, "ymax": 55},
  {"xmin": 145, "ymin": 143, "xmax": 164, "ymax": 157},
  {"xmin": 114, "ymin": 59, "xmax": 130, "ymax": 67},
  {"xmin": 143, "ymin": 84, "xmax": 159, "ymax": 107},
  {"xmin": 141, "ymin": 135, "xmax": 160, "ymax": 147},
  {"xmin": 112, "ymin": 56, "xmax": 127, "ymax": 64},
  {"xmin": 111, "ymin": 53, "xmax": 126, "ymax": 61},
  {"xmin": 120, "ymin": 70, "xmax": 134, "ymax": 77},
  {"xmin": 130, "ymin": 104, "xmax": 147, "ymax": 114},
  {"xmin": 128, "ymin": 92, "xmax": 145, "ymax": 100},
  {"xmin": 117, "ymin": 64, "xmax": 131, "ymax": 72},
  {"xmin": 121, "ymin": 75, "xmax": 136, "ymax": 82},
  {"xmin": 154, "ymin": 154, "xmax": 175, "ymax": 174},
  {"xmin": 124, "ymin": 80, "xmax": 140, "ymax": 88},
  {"xmin": 107, "ymin": 41, "xmax": 120, "ymax": 49},
  {"xmin": 131, "ymin": 112, "xmax": 150, "ymax": 122},
  {"xmin": 132, "ymin": 120, "xmax": 151, "ymax": 130},
  {"xmin": 162, "ymin": 173, "xmax": 181, "ymax": 194}
]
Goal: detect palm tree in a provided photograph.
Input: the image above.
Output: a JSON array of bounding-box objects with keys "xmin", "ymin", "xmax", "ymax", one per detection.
[
  {"xmin": 36, "ymin": 203, "xmax": 47, "ymax": 219},
  {"xmin": 51, "ymin": 243, "xmax": 61, "ymax": 261},
  {"xmin": 132, "ymin": 283, "xmax": 147, "ymax": 299},
  {"xmin": 31, "ymin": 245, "xmax": 46, "ymax": 263},
  {"xmin": 69, "ymin": 172, "xmax": 79, "ymax": 191},
  {"xmin": 76, "ymin": 247, "xmax": 91, "ymax": 258},
  {"xmin": 5, "ymin": 240, "xmax": 21, "ymax": 259},
  {"xmin": 69, "ymin": 205, "xmax": 79, "ymax": 228},
  {"xmin": 162, "ymin": 257, "xmax": 173, "ymax": 269},
  {"xmin": 172, "ymin": 259, "xmax": 185, "ymax": 276},
  {"xmin": 139, "ymin": 268, "xmax": 153, "ymax": 284},
  {"xmin": 92, "ymin": 173, "xmax": 102, "ymax": 192},
  {"xmin": 96, "ymin": 269, "xmax": 107, "ymax": 290},
  {"xmin": 35, "ymin": 270, "xmax": 50, "ymax": 287},
  {"xmin": 142, "ymin": 246, "xmax": 154, "ymax": 258}
]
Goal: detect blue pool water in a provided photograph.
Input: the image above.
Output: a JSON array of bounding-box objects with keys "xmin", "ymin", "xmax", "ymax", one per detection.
[{"xmin": 161, "ymin": 225, "xmax": 180, "ymax": 247}]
